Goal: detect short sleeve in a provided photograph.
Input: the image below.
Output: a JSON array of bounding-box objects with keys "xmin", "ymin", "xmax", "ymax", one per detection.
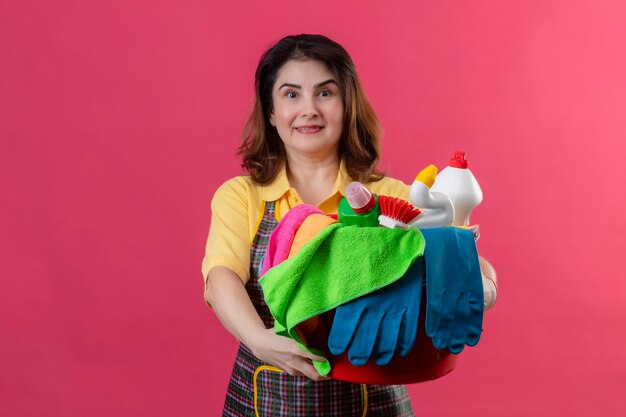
[{"xmin": 201, "ymin": 177, "xmax": 252, "ymax": 285}]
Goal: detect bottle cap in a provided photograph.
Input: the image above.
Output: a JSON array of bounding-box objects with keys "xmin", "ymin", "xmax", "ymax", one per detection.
[
  {"xmin": 415, "ymin": 165, "xmax": 438, "ymax": 188},
  {"xmin": 344, "ymin": 182, "xmax": 375, "ymax": 214},
  {"xmin": 450, "ymin": 151, "xmax": 469, "ymax": 168}
]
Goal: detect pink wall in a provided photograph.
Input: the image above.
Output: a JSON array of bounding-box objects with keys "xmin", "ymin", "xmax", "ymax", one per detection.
[{"xmin": 2, "ymin": 1, "xmax": 625, "ymax": 415}]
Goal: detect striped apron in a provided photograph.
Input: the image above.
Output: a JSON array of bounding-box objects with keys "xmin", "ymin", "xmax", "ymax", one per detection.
[{"xmin": 222, "ymin": 201, "xmax": 415, "ymax": 417}]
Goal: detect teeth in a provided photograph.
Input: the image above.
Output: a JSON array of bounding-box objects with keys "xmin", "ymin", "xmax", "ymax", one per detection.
[{"xmin": 297, "ymin": 127, "xmax": 321, "ymax": 132}]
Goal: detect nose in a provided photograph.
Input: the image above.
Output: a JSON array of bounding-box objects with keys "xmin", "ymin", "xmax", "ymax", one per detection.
[{"xmin": 299, "ymin": 94, "xmax": 320, "ymax": 118}]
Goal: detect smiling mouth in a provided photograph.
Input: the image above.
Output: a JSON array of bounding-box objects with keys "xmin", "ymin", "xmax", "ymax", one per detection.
[{"xmin": 295, "ymin": 125, "xmax": 324, "ymax": 134}]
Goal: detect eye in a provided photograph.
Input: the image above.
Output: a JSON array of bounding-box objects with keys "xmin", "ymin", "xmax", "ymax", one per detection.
[
  {"xmin": 319, "ymin": 89, "xmax": 332, "ymax": 97},
  {"xmin": 286, "ymin": 91, "xmax": 297, "ymax": 99}
]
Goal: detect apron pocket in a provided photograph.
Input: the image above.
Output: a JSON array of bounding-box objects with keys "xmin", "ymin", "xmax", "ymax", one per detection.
[{"xmin": 253, "ymin": 365, "xmax": 367, "ymax": 417}]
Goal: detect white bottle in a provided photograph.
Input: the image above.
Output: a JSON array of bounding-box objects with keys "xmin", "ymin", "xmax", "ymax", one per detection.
[
  {"xmin": 409, "ymin": 165, "xmax": 455, "ymax": 229},
  {"xmin": 431, "ymin": 151, "xmax": 482, "ymax": 227}
]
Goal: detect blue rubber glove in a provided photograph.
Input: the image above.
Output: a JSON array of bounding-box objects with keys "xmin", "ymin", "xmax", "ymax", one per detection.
[
  {"xmin": 327, "ymin": 257, "xmax": 424, "ymax": 366},
  {"xmin": 421, "ymin": 227, "xmax": 484, "ymax": 354}
]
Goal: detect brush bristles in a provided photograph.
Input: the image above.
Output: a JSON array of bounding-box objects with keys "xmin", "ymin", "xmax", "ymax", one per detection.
[{"xmin": 378, "ymin": 195, "xmax": 422, "ymax": 224}]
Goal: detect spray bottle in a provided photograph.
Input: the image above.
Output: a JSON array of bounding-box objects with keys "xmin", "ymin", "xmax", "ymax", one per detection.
[{"xmin": 431, "ymin": 151, "xmax": 482, "ymax": 227}]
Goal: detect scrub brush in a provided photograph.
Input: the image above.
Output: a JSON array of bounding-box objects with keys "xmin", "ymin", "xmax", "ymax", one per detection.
[{"xmin": 377, "ymin": 195, "xmax": 422, "ymax": 229}]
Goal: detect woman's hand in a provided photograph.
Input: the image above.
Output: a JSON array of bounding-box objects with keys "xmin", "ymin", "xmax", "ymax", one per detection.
[
  {"xmin": 206, "ymin": 267, "xmax": 328, "ymax": 381},
  {"xmin": 479, "ymin": 256, "xmax": 498, "ymax": 310},
  {"xmin": 247, "ymin": 327, "xmax": 328, "ymax": 381}
]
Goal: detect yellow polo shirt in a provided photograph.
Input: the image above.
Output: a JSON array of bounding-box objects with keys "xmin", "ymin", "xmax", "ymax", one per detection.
[{"xmin": 201, "ymin": 161, "xmax": 410, "ymax": 285}]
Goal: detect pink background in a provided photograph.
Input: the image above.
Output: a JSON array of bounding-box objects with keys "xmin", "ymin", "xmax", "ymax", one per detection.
[{"xmin": 2, "ymin": 0, "xmax": 625, "ymax": 415}]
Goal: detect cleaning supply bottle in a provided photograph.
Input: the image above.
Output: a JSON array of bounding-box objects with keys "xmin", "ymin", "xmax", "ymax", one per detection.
[
  {"xmin": 338, "ymin": 182, "xmax": 381, "ymax": 227},
  {"xmin": 409, "ymin": 165, "xmax": 455, "ymax": 229},
  {"xmin": 431, "ymin": 151, "xmax": 482, "ymax": 227}
]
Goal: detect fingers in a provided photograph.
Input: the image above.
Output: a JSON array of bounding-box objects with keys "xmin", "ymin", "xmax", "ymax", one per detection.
[
  {"xmin": 467, "ymin": 293, "xmax": 484, "ymax": 346},
  {"xmin": 426, "ymin": 286, "xmax": 445, "ymax": 342},
  {"xmin": 282, "ymin": 340, "xmax": 328, "ymax": 380},
  {"xmin": 284, "ymin": 354, "xmax": 329, "ymax": 381},
  {"xmin": 303, "ymin": 350, "xmax": 327, "ymax": 364},
  {"xmin": 287, "ymin": 363, "xmax": 326, "ymax": 381},
  {"xmin": 398, "ymin": 265, "xmax": 423, "ymax": 356},
  {"xmin": 373, "ymin": 310, "xmax": 403, "ymax": 366},
  {"xmin": 348, "ymin": 310, "xmax": 383, "ymax": 366},
  {"xmin": 448, "ymin": 291, "xmax": 470, "ymax": 354},
  {"xmin": 328, "ymin": 304, "xmax": 365, "ymax": 356},
  {"xmin": 397, "ymin": 306, "xmax": 418, "ymax": 357},
  {"xmin": 467, "ymin": 268, "xmax": 485, "ymax": 346},
  {"xmin": 431, "ymin": 289, "xmax": 456, "ymax": 351},
  {"xmin": 255, "ymin": 331, "xmax": 329, "ymax": 381},
  {"xmin": 482, "ymin": 275, "xmax": 497, "ymax": 310}
]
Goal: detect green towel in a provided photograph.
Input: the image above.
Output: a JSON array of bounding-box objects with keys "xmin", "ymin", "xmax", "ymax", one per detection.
[{"xmin": 260, "ymin": 223, "xmax": 424, "ymax": 375}]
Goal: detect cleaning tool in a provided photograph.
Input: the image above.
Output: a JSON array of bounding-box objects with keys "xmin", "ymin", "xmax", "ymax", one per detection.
[
  {"xmin": 421, "ymin": 227, "xmax": 484, "ymax": 354},
  {"xmin": 332, "ymin": 182, "xmax": 424, "ymax": 365},
  {"xmin": 338, "ymin": 182, "xmax": 381, "ymax": 227},
  {"xmin": 377, "ymin": 195, "xmax": 422, "ymax": 229},
  {"xmin": 260, "ymin": 218, "xmax": 425, "ymax": 376},
  {"xmin": 409, "ymin": 165, "xmax": 455, "ymax": 229},
  {"xmin": 431, "ymin": 151, "xmax": 483, "ymax": 227},
  {"xmin": 313, "ymin": 305, "xmax": 458, "ymax": 385},
  {"xmin": 340, "ymin": 182, "xmax": 423, "ymax": 229},
  {"xmin": 327, "ymin": 256, "xmax": 424, "ymax": 366}
]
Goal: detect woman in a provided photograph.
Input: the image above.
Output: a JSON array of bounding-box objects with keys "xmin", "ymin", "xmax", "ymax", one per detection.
[{"xmin": 202, "ymin": 34, "xmax": 496, "ymax": 416}]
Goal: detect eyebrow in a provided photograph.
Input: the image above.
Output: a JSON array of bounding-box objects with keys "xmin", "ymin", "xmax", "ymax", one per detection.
[{"xmin": 278, "ymin": 79, "xmax": 338, "ymax": 90}]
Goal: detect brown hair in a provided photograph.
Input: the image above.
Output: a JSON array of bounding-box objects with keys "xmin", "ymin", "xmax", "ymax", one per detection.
[{"xmin": 238, "ymin": 34, "xmax": 384, "ymax": 185}]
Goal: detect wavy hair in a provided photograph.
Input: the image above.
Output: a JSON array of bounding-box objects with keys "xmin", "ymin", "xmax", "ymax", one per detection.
[{"xmin": 238, "ymin": 34, "xmax": 384, "ymax": 185}]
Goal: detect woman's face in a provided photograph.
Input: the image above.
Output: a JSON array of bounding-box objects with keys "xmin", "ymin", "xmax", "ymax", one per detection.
[{"xmin": 270, "ymin": 59, "xmax": 344, "ymax": 160}]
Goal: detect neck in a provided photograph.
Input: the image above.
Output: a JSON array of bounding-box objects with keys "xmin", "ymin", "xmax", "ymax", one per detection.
[{"xmin": 285, "ymin": 153, "xmax": 340, "ymax": 206}]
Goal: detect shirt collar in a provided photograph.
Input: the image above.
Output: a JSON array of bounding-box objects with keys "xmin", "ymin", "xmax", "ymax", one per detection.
[{"xmin": 261, "ymin": 159, "xmax": 351, "ymax": 201}]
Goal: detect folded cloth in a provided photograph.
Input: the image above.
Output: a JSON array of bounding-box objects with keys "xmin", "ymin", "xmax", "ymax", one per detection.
[
  {"xmin": 288, "ymin": 213, "xmax": 338, "ymax": 258},
  {"xmin": 280, "ymin": 212, "xmax": 340, "ymax": 349},
  {"xmin": 260, "ymin": 204, "xmax": 323, "ymax": 276},
  {"xmin": 260, "ymin": 223, "xmax": 424, "ymax": 374}
]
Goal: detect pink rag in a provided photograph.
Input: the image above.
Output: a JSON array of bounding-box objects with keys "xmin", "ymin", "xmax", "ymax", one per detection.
[{"xmin": 260, "ymin": 204, "xmax": 323, "ymax": 276}]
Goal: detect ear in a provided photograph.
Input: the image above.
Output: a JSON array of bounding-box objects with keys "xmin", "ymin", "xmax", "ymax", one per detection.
[{"xmin": 269, "ymin": 110, "xmax": 276, "ymax": 127}]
